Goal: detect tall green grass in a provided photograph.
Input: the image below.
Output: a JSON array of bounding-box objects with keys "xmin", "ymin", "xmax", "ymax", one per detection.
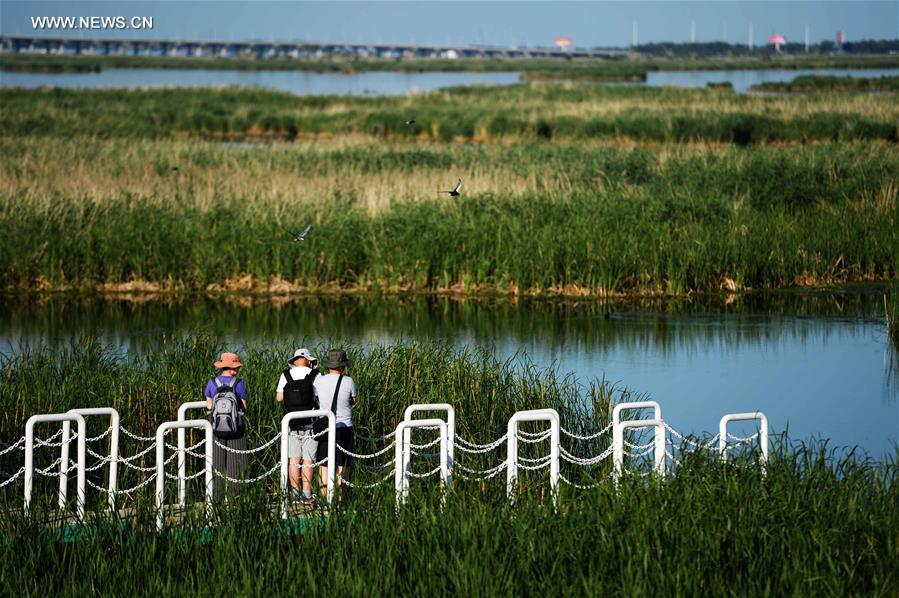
[
  {"xmin": 0, "ymin": 340, "xmax": 896, "ymax": 595},
  {"xmin": 2, "ymin": 176, "xmax": 896, "ymax": 293},
  {"xmin": 2, "ymin": 86, "xmax": 896, "ymax": 143}
]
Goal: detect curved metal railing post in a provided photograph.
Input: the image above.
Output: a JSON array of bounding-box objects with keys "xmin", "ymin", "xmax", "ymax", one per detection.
[
  {"xmin": 394, "ymin": 418, "xmax": 449, "ymax": 510},
  {"xmin": 612, "ymin": 418, "xmax": 666, "ymax": 485},
  {"xmin": 60, "ymin": 408, "xmax": 120, "ymax": 513},
  {"xmin": 403, "ymin": 403, "xmax": 455, "ymax": 482},
  {"xmin": 155, "ymin": 419, "xmax": 213, "ymax": 532},
  {"xmin": 176, "ymin": 401, "xmax": 207, "ymax": 507},
  {"xmin": 506, "ymin": 408, "xmax": 560, "ymax": 507},
  {"xmin": 25, "ymin": 413, "xmax": 87, "ymax": 520},
  {"xmin": 279, "ymin": 409, "xmax": 335, "ymax": 519},
  {"xmin": 719, "ymin": 412, "xmax": 769, "ymax": 464}
]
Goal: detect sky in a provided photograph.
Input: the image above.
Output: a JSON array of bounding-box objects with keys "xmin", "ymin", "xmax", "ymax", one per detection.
[{"xmin": 1, "ymin": 1, "xmax": 896, "ymax": 48}]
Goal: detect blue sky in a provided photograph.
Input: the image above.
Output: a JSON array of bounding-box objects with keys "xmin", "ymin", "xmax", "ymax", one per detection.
[{"xmin": 1, "ymin": 1, "xmax": 896, "ymax": 48}]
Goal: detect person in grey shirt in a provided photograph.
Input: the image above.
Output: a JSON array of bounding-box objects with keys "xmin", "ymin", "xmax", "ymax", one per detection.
[{"xmin": 313, "ymin": 348, "xmax": 357, "ymax": 498}]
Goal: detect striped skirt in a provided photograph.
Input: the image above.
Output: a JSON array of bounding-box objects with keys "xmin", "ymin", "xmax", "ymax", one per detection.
[{"xmin": 212, "ymin": 434, "xmax": 248, "ymax": 501}]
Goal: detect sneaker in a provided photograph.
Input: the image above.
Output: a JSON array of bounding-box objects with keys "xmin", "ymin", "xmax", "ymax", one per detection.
[{"xmin": 302, "ymin": 495, "xmax": 318, "ymax": 506}]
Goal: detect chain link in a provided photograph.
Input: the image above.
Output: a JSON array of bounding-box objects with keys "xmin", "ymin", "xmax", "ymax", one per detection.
[
  {"xmin": 212, "ymin": 463, "xmax": 279, "ymax": 484},
  {"xmin": 408, "ymin": 465, "xmax": 442, "ymax": 478},
  {"xmin": 561, "ymin": 422, "xmax": 613, "ymax": 441},
  {"xmin": 0, "ymin": 436, "xmax": 26, "ymax": 456},
  {"xmin": 456, "ymin": 461, "xmax": 507, "ymax": 481},
  {"xmin": 214, "ymin": 432, "xmax": 282, "ymax": 454},
  {"xmin": 560, "ymin": 445, "xmax": 614, "ymax": 466},
  {"xmin": 338, "ymin": 470, "xmax": 394, "ymax": 488},
  {"xmin": 454, "ymin": 434, "xmax": 507, "ymax": 454},
  {"xmin": 337, "ymin": 440, "xmax": 397, "ymax": 460},
  {"xmin": 517, "ymin": 456, "xmax": 552, "ymax": 471},
  {"xmin": 0, "ymin": 466, "xmax": 26, "ymax": 488},
  {"xmin": 517, "ymin": 431, "xmax": 552, "ymax": 444},
  {"xmin": 116, "ymin": 472, "xmax": 158, "ymax": 494},
  {"xmin": 559, "ymin": 473, "xmax": 606, "ymax": 489},
  {"xmin": 119, "ymin": 427, "xmax": 156, "ymax": 442},
  {"xmin": 85, "ymin": 427, "xmax": 113, "ymax": 443},
  {"xmin": 726, "ymin": 431, "xmax": 760, "ymax": 443}
]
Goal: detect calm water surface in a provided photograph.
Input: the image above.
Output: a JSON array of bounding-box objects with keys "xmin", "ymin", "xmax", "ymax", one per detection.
[
  {"xmin": 2, "ymin": 67, "xmax": 897, "ymax": 95},
  {"xmin": 2, "ymin": 289, "xmax": 896, "ymax": 457}
]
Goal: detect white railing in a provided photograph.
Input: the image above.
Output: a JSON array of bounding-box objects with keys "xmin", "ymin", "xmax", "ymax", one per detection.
[
  {"xmin": 394, "ymin": 418, "xmax": 450, "ymax": 508},
  {"xmin": 719, "ymin": 412, "xmax": 768, "ymax": 463},
  {"xmin": 506, "ymin": 409, "xmax": 560, "ymax": 506},
  {"xmin": 60, "ymin": 407, "xmax": 120, "ymax": 513},
  {"xmin": 279, "ymin": 410, "xmax": 335, "ymax": 519},
  {"xmin": 25, "ymin": 413, "xmax": 87, "ymax": 519},
  {"xmin": 155, "ymin": 419, "xmax": 213, "ymax": 532},
  {"xmin": 403, "ymin": 403, "xmax": 455, "ymax": 474},
  {"xmin": 613, "ymin": 418, "xmax": 666, "ymax": 483},
  {"xmin": 2, "ymin": 402, "xmax": 774, "ymax": 518},
  {"xmin": 176, "ymin": 401, "xmax": 208, "ymax": 507}
]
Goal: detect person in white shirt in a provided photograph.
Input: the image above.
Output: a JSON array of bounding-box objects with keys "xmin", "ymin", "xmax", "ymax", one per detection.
[
  {"xmin": 275, "ymin": 348, "xmax": 320, "ymax": 505},
  {"xmin": 313, "ymin": 348, "xmax": 357, "ymax": 498}
]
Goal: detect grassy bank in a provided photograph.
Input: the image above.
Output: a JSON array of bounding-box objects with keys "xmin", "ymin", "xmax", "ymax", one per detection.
[
  {"xmin": 0, "ymin": 340, "xmax": 896, "ymax": 595},
  {"xmin": 1, "ymin": 135, "xmax": 897, "ymax": 294},
  {"xmin": 3, "ymin": 52, "xmax": 899, "ymax": 77},
  {"xmin": 1, "ymin": 85, "xmax": 897, "ymax": 295},
  {"xmin": 752, "ymin": 74, "xmax": 899, "ymax": 93},
  {"xmin": 2, "ymin": 86, "xmax": 897, "ymax": 144}
]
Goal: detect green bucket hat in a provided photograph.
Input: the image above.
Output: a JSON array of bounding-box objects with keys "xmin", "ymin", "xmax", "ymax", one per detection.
[{"xmin": 322, "ymin": 348, "xmax": 352, "ymax": 369}]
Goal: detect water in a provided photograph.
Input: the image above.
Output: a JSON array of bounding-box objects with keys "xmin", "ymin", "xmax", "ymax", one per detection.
[
  {"xmin": 645, "ymin": 68, "xmax": 899, "ymax": 93},
  {"xmin": 0, "ymin": 68, "xmax": 522, "ymax": 96},
  {"xmin": 2, "ymin": 289, "xmax": 896, "ymax": 457},
  {"xmin": 3, "ymin": 66, "xmax": 898, "ymax": 95}
]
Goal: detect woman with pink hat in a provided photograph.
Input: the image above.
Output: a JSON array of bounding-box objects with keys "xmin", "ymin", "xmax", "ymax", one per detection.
[{"xmin": 205, "ymin": 352, "xmax": 249, "ymax": 501}]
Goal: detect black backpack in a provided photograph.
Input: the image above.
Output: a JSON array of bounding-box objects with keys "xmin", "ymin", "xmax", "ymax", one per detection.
[{"xmin": 282, "ymin": 368, "xmax": 318, "ymax": 430}]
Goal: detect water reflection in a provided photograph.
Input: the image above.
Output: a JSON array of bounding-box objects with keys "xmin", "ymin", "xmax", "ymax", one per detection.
[{"xmin": 1, "ymin": 287, "xmax": 896, "ymax": 455}]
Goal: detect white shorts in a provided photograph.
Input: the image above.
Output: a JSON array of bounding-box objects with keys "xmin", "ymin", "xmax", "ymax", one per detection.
[{"xmin": 288, "ymin": 429, "xmax": 319, "ymax": 461}]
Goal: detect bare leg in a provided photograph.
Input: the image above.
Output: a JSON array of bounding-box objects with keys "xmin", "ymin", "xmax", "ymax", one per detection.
[
  {"xmin": 301, "ymin": 459, "xmax": 314, "ymax": 494},
  {"xmin": 289, "ymin": 456, "xmax": 301, "ymax": 490},
  {"xmin": 318, "ymin": 466, "xmax": 329, "ymax": 497}
]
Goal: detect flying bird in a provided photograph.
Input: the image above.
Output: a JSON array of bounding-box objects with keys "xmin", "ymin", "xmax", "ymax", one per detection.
[
  {"xmin": 441, "ymin": 179, "xmax": 462, "ymax": 197},
  {"xmin": 290, "ymin": 224, "xmax": 312, "ymax": 242},
  {"xmin": 404, "ymin": 118, "xmax": 416, "ymax": 126}
]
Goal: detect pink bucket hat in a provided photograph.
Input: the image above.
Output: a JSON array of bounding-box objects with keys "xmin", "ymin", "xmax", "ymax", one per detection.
[{"xmin": 213, "ymin": 352, "xmax": 243, "ymax": 369}]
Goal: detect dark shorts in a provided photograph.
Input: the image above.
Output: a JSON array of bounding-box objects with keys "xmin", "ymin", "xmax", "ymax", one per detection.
[{"xmin": 316, "ymin": 426, "xmax": 354, "ymax": 467}]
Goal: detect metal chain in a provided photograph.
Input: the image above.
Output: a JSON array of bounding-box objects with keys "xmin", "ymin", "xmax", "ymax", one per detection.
[
  {"xmin": 0, "ymin": 436, "xmax": 26, "ymax": 456},
  {"xmin": 517, "ymin": 429, "xmax": 551, "ymax": 439},
  {"xmin": 457, "ymin": 461, "xmax": 507, "ymax": 481},
  {"xmin": 626, "ymin": 444, "xmax": 656, "ymax": 458},
  {"xmin": 336, "ymin": 440, "xmax": 397, "ymax": 460},
  {"xmin": 455, "ymin": 434, "xmax": 507, "ymax": 454},
  {"xmin": 214, "ymin": 432, "xmax": 282, "ymax": 454},
  {"xmin": 212, "ymin": 463, "xmax": 279, "ymax": 484},
  {"xmin": 559, "ymin": 473, "xmax": 606, "ymax": 490},
  {"xmin": 561, "ymin": 422, "xmax": 613, "ymax": 441},
  {"xmin": 517, "ymin": 431, "xmax": 552, "ymax": 444},
  {"xmin": 85, "ymin": 427, "xmax": 113, "ymax": 443},
  {"xmin": 518, "ymin": 456, "xmax": 552, "ymax": 471},
  {"xmin": 408, "ymin": 437, "xmax": 441, "ymax": 450},
  {"xmin": 361, "ymin": 461, "xmax": 393, "ymax": 471},
  {"xmin": 164, "ymin": 438, "xmax": 207, "ymax": 453},
  {"xmin": 117, "ymin": 442, "xmax": 158, "ymax": 463},
  {"xmin": 0, "ymin": 467, "xmax": 25, "ymax": 488},
  {"xmin": 727, "ymin": 431, "xmax": 760, "ymax": 443},
  {"xmin": 354, "ymin": 429, "xmax": 396, "ymax": 442},
  {"xmin": 116, "ymin": 472, "xmax": 158, "ymax": 494},
  {"xmin": 35, "ymin": 431, "xmax": 77, "ymax": 448},
  {"xmin": 663, "ymin": 423, "xmax": 720, "ymax": 450},
  {"xmin": 623, "ymin": 439, "xmax": 655, "ymax": 450},
  {"xmin": 560, "ymin": 445, "xmax": 613, "ymax": 466},
  {"xmin": 338, "ymin": 470, "xmax": 394, "ymax": 488},
  {"xmin": 35, "ymin": 457, "xmax": 63, "ymax": 476},
  {"xmin": 408, "ymin": 465, "xmax": 442, "ymax": 478},
  {"xmin": 119, "ymin": 427, "xmax": 156, "ymax": 442}
]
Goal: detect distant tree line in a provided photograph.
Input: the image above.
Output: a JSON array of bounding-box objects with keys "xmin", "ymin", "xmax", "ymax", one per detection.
[{"xmin": 622, "ymin": 39, "xmax": 899, "ymax": 57}]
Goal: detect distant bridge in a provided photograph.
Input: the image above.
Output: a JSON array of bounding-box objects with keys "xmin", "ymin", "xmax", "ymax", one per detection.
[{"xmin": 0, "ymin": 34, "xmax": 628, "ymax": 60}]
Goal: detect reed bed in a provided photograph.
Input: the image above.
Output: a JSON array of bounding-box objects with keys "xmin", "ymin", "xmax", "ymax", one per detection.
[
  {"xmin": 0, "ymin": 340, "xmax": 896, "ymax": 595},
  {"xmin": 1, "ymin": 86, "xmax": 897, "ymax": 294},
  {"xmin": 752, "ymin": 74, "xmax": 899, "ymax": 93},
  {"xmin": 2, "ymin": 85, "xmax": 897, "ymax": 144}
]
